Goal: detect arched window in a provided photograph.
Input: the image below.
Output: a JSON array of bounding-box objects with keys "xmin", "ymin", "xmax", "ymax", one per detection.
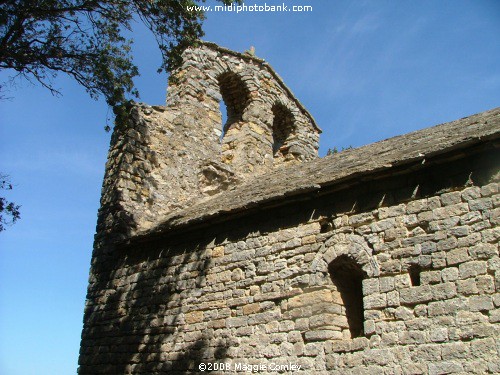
[
  {"xmin": 328, "ymin": 255, "xmax": 366, "ymax": 338},
  {"xmin": 217, "ymin": 72, "xmax": 250, "ymax": 139},
  {"xmin": 271, "ymin": 103, "xmax": 295, "ymax": 155}
]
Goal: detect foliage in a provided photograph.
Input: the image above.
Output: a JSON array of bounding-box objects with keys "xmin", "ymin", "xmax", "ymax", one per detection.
[
  {"xmin": 0, "ymin": 0, "xmax": 238, "ymax": 113},
  {"xmin": 1, "ymin": 1, "xmax": 239, "ymax": 230},
  {"xmin": 326, "ymin": 145, "xmax": 353, "ymax": 155},
  {"xmin": 0, "ymin": 175, "xmax": 20, "ymax": 232}
]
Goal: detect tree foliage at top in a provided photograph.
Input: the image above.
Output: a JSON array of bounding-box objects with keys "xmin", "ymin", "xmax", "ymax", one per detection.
[
  {"xmin": 0, "ymin": 0, "xmax": 237, "ymax": 111},
  {"xmin": 0, "ymin": 0, "xmax": 239, "ymax": 232},
  {"xmin": 0, "ymin": 175, "xmax": 20, "ymax": 232}
]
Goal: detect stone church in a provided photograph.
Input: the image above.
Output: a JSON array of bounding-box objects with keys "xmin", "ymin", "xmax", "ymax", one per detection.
[{"xmin": 79, "ymin": 42, "xmax": 500, "ymax": 374}]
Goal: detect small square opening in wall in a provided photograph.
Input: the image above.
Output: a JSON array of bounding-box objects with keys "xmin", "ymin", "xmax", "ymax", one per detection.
[
  {"xmin": 319, "ymin": 218, "xmax": 333, "ymax": 233},
  {"xmin": 409, "ymin": 265, "xmax": 421, "ymax": 286}
]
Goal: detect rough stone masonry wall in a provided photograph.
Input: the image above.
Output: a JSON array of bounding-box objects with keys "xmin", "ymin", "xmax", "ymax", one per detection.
[
  {"xmin": 79, "ymin": 148, "xmax": 499, "ymax": 374},
  {"xmin": 95, "ymin": 42, "xmax": 320, "ymax": 240},
  {"xmin": 166, "ymin": 42, "xmax": 320, "ymax": 174}
]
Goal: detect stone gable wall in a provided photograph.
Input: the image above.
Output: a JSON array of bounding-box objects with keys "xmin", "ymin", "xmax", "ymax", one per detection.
[
  {"xmin": 80, "ymin": 145, "xmax": 500, "ymax": 374},
  {"xmin": 166, "ymin": 42, "xmax": 320, "ymax": 175},
  {"xmin": 95, "ymin": 43, "xmax": 320, "ymax": 242}
]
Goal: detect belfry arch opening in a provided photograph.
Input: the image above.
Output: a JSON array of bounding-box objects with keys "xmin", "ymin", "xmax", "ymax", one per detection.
[
  {"xmin": 271, "ymin": 103, "xmax": 295, "ymax": 155},
  {"xmin": 328, "ymin": 255, "xmax": 366, "ymax": 339},
  {"xmin": 217, "ymin": 72, "xmax": 250, "ymax": 138}
]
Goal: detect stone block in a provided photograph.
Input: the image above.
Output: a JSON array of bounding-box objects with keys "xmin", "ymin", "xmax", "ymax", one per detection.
[
  {"xmin": 370, "ymin": 218, "xmax": 396, "ymax": 232},
  {"xmin": 481, "ymin": 227, "xmax": 500, "ymax": 243},
  {"xmin": 470, "ymin": 338, "xmax": 497, "ymax": 359},
  {"xmin": 489, "ymin": 309, "xmax": 500, "ymax": 323},
  {"xmin": 242, "ymin": 303, "xmax": 261, "ymax": 315},
  {"xmin": 294, "ymin": 318, "xmax": 309, "ymax": 331},
  {"xmin": 417, "ymin": 211, "xmax": 435, "ymax": 224},
  {"xmin": 489, "ymin": 207, "xmax": 500, "ymax": 225},
  {"xmin": 329, "ymin": 340, "xmax": 351, "ymax": 353},
  {"xmin": 441, "ymin": 342, "xmax": 470, "ymax": 360},
  {"xmin": 399, "ymin": 285, "xmax": 433, "ymax": 305},
  {"xmin": 378, "ymin": 204, "xmax": 406, "ymax": 219},
  {"xmin": 407, "ymin": 199, "xmax": 428, "ymax": 214},
  {"xmin": 457, "ymin": 232, "xmax": 481, "ymax": 247},
  {"xmin": 428, "ymin": 361, "xmax": 463, "ymax": 375},
  {"xmin": 399, "ymin": 330, "xmax": 427, "ymax": 345},
  {"xmin": 212, "ymin": 246, "xmax": 225, "ymax": 257},
  {"xmin": 364, "ymin": 320, "xmax": 376, "ymax": 335},
  {"xmin": 287, "ymin": 330, "xmax": 302, "ymax": 343},
  {"xmin": 417, "ymin": 241, "xmax": 438, "ymax": 255},
  {"xmin": 446, "ymin": 248, "xmax": 470, "ymax": 266},
  {"xmin": 429, "ymin": 327, "xmax": 448, "ymax": 342},
  {"xmin": 441, "ymin": 267, "xmax": 458, "ymax": 282},
  {"xmin": 460, "ymin": 211, "xmax": 482, "ymax": 225},
  {"xmin": 421, "ymin": 270, "xmax": 441, "ymax": 285},
  {"xmin": 468, "ymin": 295, "xmax": 493, "ymax": 312},
  {"xmin": 394, "ymin": 306, "xmax": 414, "ymax": 320},
  {"xmin": 304, "ymin": 329, "xmax": 342, "ymax": 342},
  {"xmin": 440, "ymin": 191, "xmax": 462, "ymax": 206},
  {"xmin": 226, "ymin": 316, "xmax": 248, "ymax": 328},
  {"xmin": 457, "ymin": 278, "xmax": 479, "ymax": 296},
  {"xmin": 349, "ymin": 212, "xmax": 375, "ymax": 226},
  {"xmin": 431, "ymin": 282, "xmax": 457, "ymax": 300},
  {"xmin": 379, "ymin": 277, "xmax": 395, "ymax": 292},
  {"xmin": 380, "ymin": 260, "xmax": 402, "ymax": 274},
  {"xmin": 394, "ymin": 274, "xmax": 412, "ymax": 289},
  {"xmin": 469, "ymin": 198, "xmax": 493, "ymax": 211},
  {"xmin": 362, "ymin": 278, "xmax": 380, "ymax": 295},
  {"xmin": 387, "ymin": 290, "xmax": 400, "ymax": 307},
  {"xmin": 433, "ymin": 203, "xmax": 469, "ymax": 220},
  {"xmin": 459, "ymin": 261, "xmax": 487, "ymax": 279},
  {"xmin": 184, "ymin": 311, "xmax": 204, "ymax": 324},
  {"xmin": 301, "ymin": 234, "xmax": 316, "ymax": 245},
  {"xmin": 428, "ymin": 197, "xmax": 442, "ymax": 210},
  {"xmin": 469, "ymin": 243, "xmax": 498, "ymax": 260},
  {"xmin": 248, "ymin": 309, "xmax": 281, "ymax": 325},
  {"xmin": 480, "ymin": 183, "xmax": 498, "ymax": 197},
  {"xmin": 449, "ymin": 226, "xmax": 470, "ymax": 237},
  {"xmin": 436, "ymin": 236, "xmax": 458, "ymax": 251},
  {"xmin": 364, "ymin": 293, "xmax": 387, "ymax": 309},
  {"xmin": 288, "ymin": 289, "xmax": 333, "ymax": 309},
  {"xmin": 476, "ymin": 275, "xmax": 495, "ymax": 294}
]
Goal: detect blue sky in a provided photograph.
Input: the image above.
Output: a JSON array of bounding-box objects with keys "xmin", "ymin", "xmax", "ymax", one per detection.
[{"xmin": 0, "ymin": 1, "xmax": 499, "ymax": 374}]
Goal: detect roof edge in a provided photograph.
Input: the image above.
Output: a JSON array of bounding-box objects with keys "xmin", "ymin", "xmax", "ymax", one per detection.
[{"xmin": 124, "ymin": 107, "xmax": 500, "ymax": 246}]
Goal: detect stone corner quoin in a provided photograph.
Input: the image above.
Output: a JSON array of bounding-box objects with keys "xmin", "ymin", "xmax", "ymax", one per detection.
[{"xmin": 78, "ymin": 41, "xmax": 500, "ymax": 374}]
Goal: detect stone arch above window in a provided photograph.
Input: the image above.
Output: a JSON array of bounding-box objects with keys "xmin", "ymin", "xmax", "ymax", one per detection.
[
  {"xmin": 217, "ymin": 72, "xmax": 250, "ymax": 135},
  {"xmin": 271, "ymin": 103, "xmax": 295, "ymax": 155},
  {"xmin": 312, "ymin": 233, "xmax": 380, "ymax": 278}
]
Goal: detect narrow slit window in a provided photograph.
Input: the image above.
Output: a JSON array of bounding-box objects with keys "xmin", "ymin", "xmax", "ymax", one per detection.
[
  {"xmin": 219, "ymin": 99, "xmax": 228, "ymax": 142},
  {"xmin": 217, "ymin": 72, "xmax": 250, "ymax": 140},
  {"xmin": 271, "ymin": 103, "xmax": 294, "ymax": 155},
  {"xmin": 328, "ymin": 255, "xmax": 366, "ymax": 339}
]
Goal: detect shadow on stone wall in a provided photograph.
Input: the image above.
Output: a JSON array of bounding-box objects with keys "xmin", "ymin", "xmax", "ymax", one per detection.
[
  {"xmin": 79, "ymin": 147, "xmax": 499, "ymax": 373},
  {"xmin": 80, "ymin": 238, "xmax": 231, "ymax": 374}
]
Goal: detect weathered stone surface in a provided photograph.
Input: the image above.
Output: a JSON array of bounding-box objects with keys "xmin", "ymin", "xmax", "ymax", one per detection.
[{"xmin": 79, "ymin": 42, "xmax": 500, "ymax": 375}]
